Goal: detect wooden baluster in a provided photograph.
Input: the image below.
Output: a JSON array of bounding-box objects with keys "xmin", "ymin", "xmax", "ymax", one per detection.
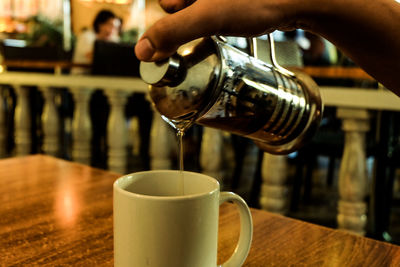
[
  {"xmin": 240, "ymin": 141, "xmax": 259, "ymax": 190},
  {"xmin": 40, "ymin": 86, "xmax": 60, "ymax": 157},
  {"xmin": 129, "ymin": 116, "xmax": 140, "ymax": 157},
  {"xmin": 105, "ymin": 90, "xmax": 128, "ymax": 174},
  {"xmin": 150, "ymin": 114, "xmax": 174, "ymax": 169},
  {"xmin": 259, "ymin": 154, "xmax": 289, "ymax": 215},
  {"xmin": 337, "ymin": 108, "xmax": 370, "ymax": 236},
  {"xmin": 200, "ymin": 127, "xmax": 223, "ymax": 182},
  {"xmin": 0, "ymin": 86, "xmax": 6, "ymax": 158},
  {"xmin": 14, "ymin": 85, "xmax": 31, "ymax": 156},
  {"xmin": 70, "ymin": 87, "xmax": 93, "ymax": 165}
]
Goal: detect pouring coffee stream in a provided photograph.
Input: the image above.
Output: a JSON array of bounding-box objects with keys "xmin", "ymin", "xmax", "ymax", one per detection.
[{"xmin": 140, "ymin": 35, "xmax": 324, "ymax": 155}]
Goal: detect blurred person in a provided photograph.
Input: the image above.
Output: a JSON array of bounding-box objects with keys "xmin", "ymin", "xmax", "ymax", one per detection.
[
  {"xmin": 302, "ymin": 31, "xmax": 331, "ymax": 66},
  {"xmin": 282, "ymin": 30, "xmax": 333, "ymax": 66},
  {"xmin": 72, "ymin": 9, "xmax": 121, "ymax": 73}
]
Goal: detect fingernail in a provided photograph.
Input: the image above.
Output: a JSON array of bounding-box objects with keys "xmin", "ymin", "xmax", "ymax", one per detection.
[{"xmin": 136, "ymin": 38, "xmax": 155, "ymax": 60}]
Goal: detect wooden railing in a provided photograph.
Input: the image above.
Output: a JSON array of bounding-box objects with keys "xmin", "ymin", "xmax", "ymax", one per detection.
[
  {"xmin": 259, "ymin": 86, "xmax": 400, "ymax": 236},
  {"xmin": 0, "ymin": 71, "xmax": 147, "ymax": 173},
  {"xmin": 2, "ymin": 69, "xmax": 400, "ymax": 237},
  {"xmin": 0, "ymin": 70, "xmax": 225, "ymax": 178}
]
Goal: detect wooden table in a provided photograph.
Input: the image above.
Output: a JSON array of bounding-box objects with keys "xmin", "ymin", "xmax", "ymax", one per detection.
[
  {"xmin": 293, "ymin": 66, "xmax": 375, "ymax": 81},
  {"xmin": 2, "ymin": 155, "xmax": 400, "ymax": 266}
]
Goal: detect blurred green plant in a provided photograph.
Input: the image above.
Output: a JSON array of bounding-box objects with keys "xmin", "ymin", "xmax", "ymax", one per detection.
[
  {"xmin": 22, "ymin": 15, "xmax": 75, "ymax": 50},
  {"xmin": 120, "ymin": 28, "xmax": 138, "ymax": 43}
]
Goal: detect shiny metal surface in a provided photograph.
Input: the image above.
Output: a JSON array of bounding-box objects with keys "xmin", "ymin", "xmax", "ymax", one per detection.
[
  {"xmin": 140, "ymin": 37, "xmax": 323, "ymax": 154},
  {"xmin": 140, "ymin": 56, "xmax": 185, "ymax": 87},
  {"xmin": 254, "ymin": 70, "xmax": 323, "ymax": 154},
  {"xmin": 142, "ymin": 38, "xmax": 221, "ymax": 130}
]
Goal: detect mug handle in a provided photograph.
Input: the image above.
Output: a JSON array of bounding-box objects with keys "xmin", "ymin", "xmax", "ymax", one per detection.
[{"xmin": 218, "ymin": 192, "xmax": 253, "ymax": 267}]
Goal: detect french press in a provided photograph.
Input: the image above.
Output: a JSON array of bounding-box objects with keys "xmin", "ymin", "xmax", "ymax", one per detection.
[{"xmin": 139, "ymin": 35, "xmax": 323, "ymax": 154}]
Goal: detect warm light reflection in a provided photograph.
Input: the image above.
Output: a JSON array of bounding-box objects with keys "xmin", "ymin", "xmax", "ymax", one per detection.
[
  {"xmin": 0, "ymin": 18, "xmax": 14, "ymax": 33},
  {"xmin": 54, "ymin": 180, "xmax": 81, "ymax": 228},
  {"xmin": 181, "ymin": 48, "xmax": 192, "ymax": 56}
]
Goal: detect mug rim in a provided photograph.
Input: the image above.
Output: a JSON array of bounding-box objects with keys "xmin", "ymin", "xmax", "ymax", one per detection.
[{"xmin": 113, "ymin": 170, "xmax": 220, "ymax": 201}]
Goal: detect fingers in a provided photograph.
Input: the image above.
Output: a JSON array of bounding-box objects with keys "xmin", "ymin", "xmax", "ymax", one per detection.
[
  {"xmin": 135, "ymin": 0, "xmax": 293, "ymax": 62},
  {"xmin": 159, "ymin": 0, "xmax": 196, "ymax": 13},
  {"xmin": 136, "ymin": 1, "xmax": 220, "ymax": 61}
]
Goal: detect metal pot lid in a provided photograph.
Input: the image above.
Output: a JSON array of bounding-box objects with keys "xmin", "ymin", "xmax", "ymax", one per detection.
[{"xmin": 140, "ymin": 38, "xmax": 221, "ymax": 121}]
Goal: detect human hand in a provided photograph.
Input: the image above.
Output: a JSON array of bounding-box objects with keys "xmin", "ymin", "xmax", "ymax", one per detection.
[
  {"xmin": 135, "ymin": 0, "xmax": 302, "ymax": 61},
  {"xmin": 135, "ymin": 0, "xmax": 400, "ymax": 96}
]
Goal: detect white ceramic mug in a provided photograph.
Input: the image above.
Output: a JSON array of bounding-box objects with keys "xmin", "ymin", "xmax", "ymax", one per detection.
[{"xmin": 113, "ymin": 170, "xmax": 253, "ymax": 267}]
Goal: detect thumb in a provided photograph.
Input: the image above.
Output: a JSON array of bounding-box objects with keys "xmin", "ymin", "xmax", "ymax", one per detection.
[{"xmin": 135, "ymin": 1, "xmax": 221, "ymax": 61}]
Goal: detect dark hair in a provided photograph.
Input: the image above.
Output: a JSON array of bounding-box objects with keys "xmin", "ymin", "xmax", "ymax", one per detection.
[{"xmin": 93, "ymin": 10, "xmax": 117, "ymax": 33}]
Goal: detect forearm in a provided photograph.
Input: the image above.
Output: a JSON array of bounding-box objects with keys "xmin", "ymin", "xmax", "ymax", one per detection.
[{"xmin": 296, "ymin": 0, "xmax": 400, "ymax": 94}]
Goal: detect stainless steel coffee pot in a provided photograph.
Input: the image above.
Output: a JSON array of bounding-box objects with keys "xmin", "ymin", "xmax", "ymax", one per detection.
[{"xmin": 140, "ymin": 35, "xmax": 323, "ymax": 154}]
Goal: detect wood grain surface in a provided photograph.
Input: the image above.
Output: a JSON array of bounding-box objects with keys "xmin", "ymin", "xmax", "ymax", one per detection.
[
  {"xmin": 0, "ymin": 155, "xmax": 117, "ymax": 266},
  {"xmin": 290, "ymin": 66, "xmax": 375, "ymax": 81},
  {"xmin": 1, "ymin": 155, "xmax": 400, "ymax": 266}
]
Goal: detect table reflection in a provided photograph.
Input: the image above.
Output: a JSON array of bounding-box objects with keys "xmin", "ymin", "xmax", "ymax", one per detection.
[{"xmin": 55, "ymin": 181, "xmax": 81, "ymax": 228}]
